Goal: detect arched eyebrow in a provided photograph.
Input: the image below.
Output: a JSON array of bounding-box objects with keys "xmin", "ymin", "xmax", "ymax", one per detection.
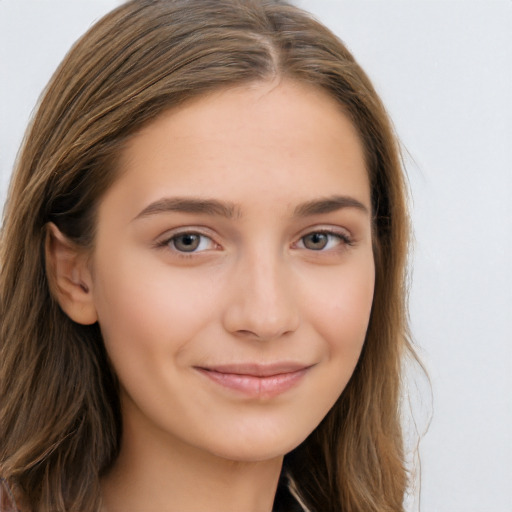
[{"xmin": 293, "ymin": 195, "xmax": 369, "ymax": 217}]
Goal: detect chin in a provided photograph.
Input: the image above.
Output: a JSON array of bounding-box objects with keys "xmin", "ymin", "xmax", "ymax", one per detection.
[{"xmin": 204, "ymin": 425, "xmax": 312, "ymax": 463}]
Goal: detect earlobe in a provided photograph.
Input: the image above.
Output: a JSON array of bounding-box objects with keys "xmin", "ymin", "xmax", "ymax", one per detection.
[{"xmin": 45, "ymin": 223, "xmax": 98, "ymax": 325}]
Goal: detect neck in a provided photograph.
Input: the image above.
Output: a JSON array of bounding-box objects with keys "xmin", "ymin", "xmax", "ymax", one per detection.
[{"xmin": 101, "ymin": 398, "xmax": 283, "ymax": 512}]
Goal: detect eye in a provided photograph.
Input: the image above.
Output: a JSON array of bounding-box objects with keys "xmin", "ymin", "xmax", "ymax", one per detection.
[
  {"xmin": 167, "ymin": 232, "xmax": 216, "ymax": 253},
  {"xmin": 297, "ymin": 230, "xmax": 352, "ymax": 251}
]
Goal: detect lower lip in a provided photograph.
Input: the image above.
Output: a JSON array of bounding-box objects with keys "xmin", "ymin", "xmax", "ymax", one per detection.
[{"xmin": 196, "ymin": 368, "xmax": 308, "ymax": 398}]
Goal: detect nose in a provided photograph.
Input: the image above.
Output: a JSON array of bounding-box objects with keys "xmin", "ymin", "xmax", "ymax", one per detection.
[{"xmin": 222, "ymin": 251, "xmax": 300, "ymax": 341}]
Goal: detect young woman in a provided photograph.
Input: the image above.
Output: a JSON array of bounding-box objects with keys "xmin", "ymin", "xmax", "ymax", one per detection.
[{"xmin": 0, "ymin": 1, "xmax": 418, "ymax": 510}]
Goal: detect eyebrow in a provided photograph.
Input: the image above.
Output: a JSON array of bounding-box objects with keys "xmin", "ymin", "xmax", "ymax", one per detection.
[
  {"xmin": 133, "ymin": 194, "xmax": 369, "ymax": 221},
  {"xmin": 293, "ymin": 195, "xmax": 370, "ymax": 217},
  {"xmin": 133, "ymin": 197, "xmax": 241, "ymax": 220}
]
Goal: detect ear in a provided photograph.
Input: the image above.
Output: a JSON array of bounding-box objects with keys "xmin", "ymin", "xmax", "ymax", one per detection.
[{"xmin": 45, "ymin": 223, "xmax": 98, "ymax": 325}]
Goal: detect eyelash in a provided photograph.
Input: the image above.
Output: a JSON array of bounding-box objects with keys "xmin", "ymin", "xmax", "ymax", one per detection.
[
  {"xmin": 155, "ymin": 230, "xmax": 218, "ymax": 259},
  {"xmin": 155, "ymin": 227, "xmax": 354, "ymax": 258},
  {"xmin": 294, "ymin": 229, "xmax": 354, "ymax": 252}
]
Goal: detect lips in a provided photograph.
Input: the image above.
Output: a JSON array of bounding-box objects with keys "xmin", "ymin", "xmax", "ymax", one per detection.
[{"xmin": 194, "ymin": 362, "xmax": 311, "ymax": 398}]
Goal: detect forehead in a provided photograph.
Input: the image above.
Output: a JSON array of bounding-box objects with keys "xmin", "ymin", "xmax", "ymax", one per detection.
[{"xmin": 103, "ymin": 79, "xmax": 370, "ymax": 219}]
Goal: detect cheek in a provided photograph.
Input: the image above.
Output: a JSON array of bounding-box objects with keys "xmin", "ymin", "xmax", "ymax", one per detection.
[
  {"xmin": 90, "ymin": 251, "xmax": 219, "ymax": 369},
  {"xmin": 305, "ymin": 254, "xmax": 375, "ymax": 365}
]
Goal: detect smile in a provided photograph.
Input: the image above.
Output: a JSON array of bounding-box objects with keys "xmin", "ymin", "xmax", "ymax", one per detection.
[{"xmin": 194, "ymin": 363, "xmax": 312, "ymax": 398}]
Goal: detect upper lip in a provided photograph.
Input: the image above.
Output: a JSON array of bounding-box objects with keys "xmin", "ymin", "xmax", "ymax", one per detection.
[{"xmin": 196, "ymin": 362, "xmax": 312, "ymax": 377}]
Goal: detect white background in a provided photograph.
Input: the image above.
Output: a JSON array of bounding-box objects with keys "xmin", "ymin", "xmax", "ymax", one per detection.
[{"xmin": 1, "ymin": 1, "xmax": 511, "ymax": 511}]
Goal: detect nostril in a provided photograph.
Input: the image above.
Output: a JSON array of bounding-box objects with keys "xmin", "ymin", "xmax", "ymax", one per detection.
[
  {"xmin": 237, "ymin": 329, "xmax": 256, "ymax": 337},
  {"xmin": 233, "ymin": 325, "xmax": 297, "ymax": 341},
  {"xmin": 222, "ymin": 271, "xmax": 300, "ymax": 341}
]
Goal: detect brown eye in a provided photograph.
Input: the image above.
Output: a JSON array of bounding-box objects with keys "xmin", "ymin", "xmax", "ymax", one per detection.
[
  {"xmin": 172, "ymin": 233, "xmax": 201, "ymax": 252},
  {"xmin": 302, "ymin": 232, "xmax": 329, "ymax": 250}
]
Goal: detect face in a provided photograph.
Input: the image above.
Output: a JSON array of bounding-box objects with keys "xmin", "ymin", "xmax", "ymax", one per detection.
[{"xmin": 89, "ymin": 80, "xmax": 374, "ymax": 462}]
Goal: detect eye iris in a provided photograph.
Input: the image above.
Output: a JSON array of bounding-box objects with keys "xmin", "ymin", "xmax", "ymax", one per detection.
[
  {"xmin": 173, "ymin": 234, "xmax": 200, "ymax": 252},
  {"xmin": 303, "ymin": 232, "xmax": 328, "ymax": 250}
]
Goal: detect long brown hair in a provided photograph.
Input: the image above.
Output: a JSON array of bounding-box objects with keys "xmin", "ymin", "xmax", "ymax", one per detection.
[{"xmin": 1, "ymin": 1, "xmax": 417, "ymax": 510}]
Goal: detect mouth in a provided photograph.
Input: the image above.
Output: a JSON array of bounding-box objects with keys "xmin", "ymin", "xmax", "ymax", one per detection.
[{"xmin": 194, "ymin": 362, "xmax": 312, "ymax": 398}]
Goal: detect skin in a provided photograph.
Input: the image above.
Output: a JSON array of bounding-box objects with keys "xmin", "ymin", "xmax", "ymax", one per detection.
[{"xmin": 49, "ymin": 79, "xmax": 375, "ymax": 511}]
